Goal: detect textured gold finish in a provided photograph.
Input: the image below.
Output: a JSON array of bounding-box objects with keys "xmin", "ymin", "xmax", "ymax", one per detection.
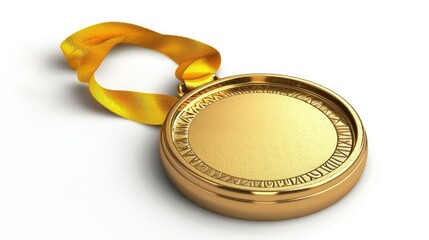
[
  {"xmin": 189, "ymin": 93, "xmax": 337, "ymax": 180},
  {"xmin": 160, "ymin": 74, "xmax": 368, "ymax": 220}
]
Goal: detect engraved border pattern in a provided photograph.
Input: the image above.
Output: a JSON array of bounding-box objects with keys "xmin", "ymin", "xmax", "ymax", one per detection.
[{"xmin": 172, "ymin": 84, "xmax": 353, "ymax": 188}]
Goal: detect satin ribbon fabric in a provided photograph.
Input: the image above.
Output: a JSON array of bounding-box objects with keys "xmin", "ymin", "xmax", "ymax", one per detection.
[{"xmin": 61, "ymin": 22, "xmax": 221, "ymax": 125}]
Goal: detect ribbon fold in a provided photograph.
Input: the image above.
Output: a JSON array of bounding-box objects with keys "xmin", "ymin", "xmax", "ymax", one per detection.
[{"xmin": 61, "ymin": 22, "xmax": 221, "ymax": 125}]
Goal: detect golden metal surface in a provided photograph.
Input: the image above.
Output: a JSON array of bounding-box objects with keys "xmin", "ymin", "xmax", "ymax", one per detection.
[
  {"xmin": 160, "ymin": 74, "xmax": 368, "ymax": 220},
  {"xmin": 189, "ymin": 93, "xmax": 337, "ymax": 180}
]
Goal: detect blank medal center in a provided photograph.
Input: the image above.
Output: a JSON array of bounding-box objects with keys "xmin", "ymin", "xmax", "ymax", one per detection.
[{"xmin": 188, "ymin": 93, "xmax": 337, "ymax": 180}]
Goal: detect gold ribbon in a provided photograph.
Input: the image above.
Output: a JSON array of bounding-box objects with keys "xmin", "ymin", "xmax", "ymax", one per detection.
[{"xmin": 61, "ymin": 22, "xmax": 221, "ymax": 125}]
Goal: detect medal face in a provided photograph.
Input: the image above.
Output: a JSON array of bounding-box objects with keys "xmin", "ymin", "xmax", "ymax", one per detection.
[{"xmin": 160, "ymin": 74, "xmax": 367, "ymax": 220}]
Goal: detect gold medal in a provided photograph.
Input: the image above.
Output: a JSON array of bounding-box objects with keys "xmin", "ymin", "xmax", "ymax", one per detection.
[
  {"xmin": 161, "ymin": 74, "xmax": 367, "ymax": 220},
  {"xmin": 61, "ymin": 23, "xmax": 368, "ymax": 220}
]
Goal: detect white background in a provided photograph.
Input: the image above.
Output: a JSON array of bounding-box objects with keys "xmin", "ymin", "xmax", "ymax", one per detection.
[{"xmin": 1, "ymin": 0, "xmax": 428, "ymax": 239}]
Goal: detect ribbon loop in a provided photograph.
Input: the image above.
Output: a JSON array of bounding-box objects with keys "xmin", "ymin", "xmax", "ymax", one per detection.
[{"xmin": 61, "ymin": 22, "xmax": 221, "ymax": 125}]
